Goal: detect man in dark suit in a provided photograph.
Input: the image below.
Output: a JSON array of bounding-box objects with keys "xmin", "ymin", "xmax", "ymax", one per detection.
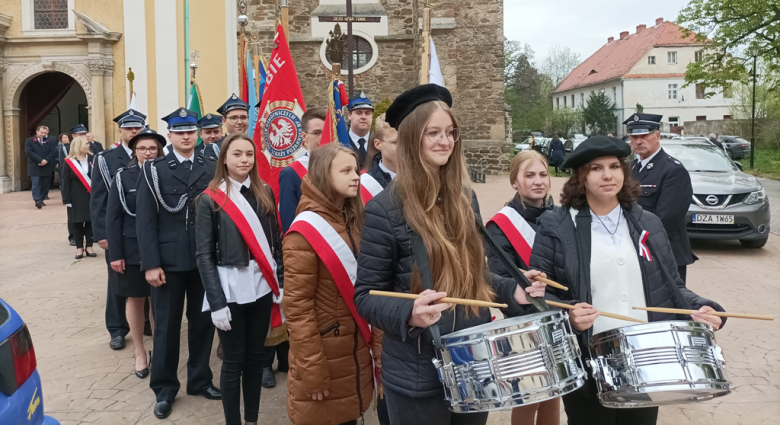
[
  {"xmin": 91, "ymin": 109, "xmax": 146, "ymax": 350},
  {"xmin": 627, "ymin": 113, "xmax": 696, "ymax": 282},
  {"xmin": 203, "ymin": 94, "xmax": 249, "ymax": 159},
  {"xmin": 347, "ymin": 92, "xmax": 374, "ymax": 166},
  {"xmin": 136, "ymin": 107, "xmax": 220, "ymax": 419},
  {"xmin": 25, "ymin": 125, "xmax": 57, "ymax": 209},
  {"xmin": 85, "ymin": 131, "xmax": 104, "ymax": 155}
]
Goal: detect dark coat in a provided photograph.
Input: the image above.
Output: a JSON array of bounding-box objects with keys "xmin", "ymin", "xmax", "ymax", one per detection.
[
  {"xmin": 88, "ymin": 141, "xmax": 103, "ymax": 156},
  {"xmin": 529, "ymin": 204, "xmax": 725, "ymax": 347},
  {"xmin": 91, "ymin": 145, "xmax": 132, "ymax": 242},
  {"xmin": 353, "ymin": 189, "xmax": 528, "ymax": 398},
  {"xmin": 278, "ymin": 163, "xmax": 304, "ymax": 233},
  {"xmin": 135, "ymin": 150, "xmax": 216, "ymax": 272},
  {"xmin": 25, "ymin": 136, "xmax": 58, "ymax": 177},
  {"xmin": 203, "ymin": 136, "xmax": 226, "ymax": 161},
  {"xmin": 349, "ymin": 131, "xmax": 372, "ymax": 167},
  {"xmin": 61, "ymin": 155, "xmax": 94, "ymax": 223},
  {"xmin": 106, "ymin": 165, "xmax": 142, "ymax": 264},
  {"xmin": 364, "ymin": 152, "xmax": 393, "ymax": 189},
  {"xmin": 548, "ymin": 138, "xmax": 566, "ymax": 166},
  {"xmin": 195, "ymin": 184, "xmax": 284, "ymax": 312},
  {"xmin": 486, "ymin": 194, "xmax": 553, "ymax": 274},
  {"xmin": 632, "ymin": 148, "xmax": 695, "ymax": 266}
]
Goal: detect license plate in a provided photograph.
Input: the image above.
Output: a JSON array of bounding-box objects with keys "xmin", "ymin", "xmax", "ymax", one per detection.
[{"xmin": 692, "ymin": 214, "xmax": 734, "ymax": 224}]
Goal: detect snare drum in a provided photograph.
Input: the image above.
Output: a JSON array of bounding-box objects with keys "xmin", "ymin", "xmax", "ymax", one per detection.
[
  {"xmin": 433, "ymin": 311, "xmax": 586, "ymax": 413},
  {"xmin": 589, "ymin": 321, "xmax": 731, "ymax": 408}
]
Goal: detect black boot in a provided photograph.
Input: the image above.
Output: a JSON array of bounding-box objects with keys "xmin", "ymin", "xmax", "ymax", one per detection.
[{"xmin": 261, "ymin": 367, "xmax": 276, "ymax": 388}]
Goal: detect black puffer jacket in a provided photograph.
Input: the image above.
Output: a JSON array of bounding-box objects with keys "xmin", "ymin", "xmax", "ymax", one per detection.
[
  {"xmin": 486, "ymin": 194, "xmax": 553, "ymax": 274},
  {"xmin": 195, "ymin": 185, "xmax": 284, "ymax": 312},
  {"xmin": 354, "ymin": 188, "xmax": 527, "ymax": 398},
  {"xmin": 530, "ymin": 204, "xmax": 725, "ymax": 346}
]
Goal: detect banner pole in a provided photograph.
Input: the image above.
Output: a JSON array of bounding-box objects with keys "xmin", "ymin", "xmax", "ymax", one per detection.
[{"xmin": 420, "ymin": 7, "xmax": 431, "ymax": 85}]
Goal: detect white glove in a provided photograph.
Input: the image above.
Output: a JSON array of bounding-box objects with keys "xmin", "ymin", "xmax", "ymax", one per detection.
[
  {"xmin": 211, "ymin": 307, "xmax": 232, "ymax": 331},
  {"xmin": 273, "ymin": 288, "xmax": 284, "ymax": 304},
  {"xmin": 66, "ymin": 204, "xmax": 72, "ymax": 208}
]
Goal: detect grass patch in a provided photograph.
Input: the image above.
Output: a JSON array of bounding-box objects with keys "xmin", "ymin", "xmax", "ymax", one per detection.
[{"xmin": 743, "ymin": 149, "xmax": 780, "ymax": 180}]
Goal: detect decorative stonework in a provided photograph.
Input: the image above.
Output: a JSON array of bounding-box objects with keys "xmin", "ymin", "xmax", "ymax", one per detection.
[
  {"xmin": 4, "ymin": 62, "xmax": 92, "ymax": 111},
  {"xmin": 4, "ymin": 115, "xmax": 12, "ymax": 182}
]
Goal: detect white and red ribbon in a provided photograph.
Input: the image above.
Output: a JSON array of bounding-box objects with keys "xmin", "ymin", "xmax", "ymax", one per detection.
[
  {"xmin": 290, "ymin": 155, "xmax": 309, "ymax": 180},
  {"xmin": 359, "ymin": 172, "xmax": 384, "ymax": 205},
  {"xmin": 287, "ymin": 211, "xmax": 372, "ymax": 347},
  {"xmin": 487, "ymin": 206, "xmax": 536, "ymax": 267},
  {"xmin": 638, "ymin": 230, "xmax": 653, "ymax": 262},
  {"xmin": 204, "ymin": 187, "xmax": 285, "ymax": 328},
  {"xmin": 64, "ymin": 157, "xmax": 92, "ymax": 194}
]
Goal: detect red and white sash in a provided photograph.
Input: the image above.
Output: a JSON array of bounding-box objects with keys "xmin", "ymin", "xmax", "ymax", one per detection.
[
  {"xmin": 638, "ymin": 230, "xmax": 653, "ymax": 261},
  {"xmin": 487, "ymin": 206, "xmax": 536, "ymax": 267},
  {"xmin": 289, "ymin": 155, "xmax": 309, "ymax": 179},
  {"xmin": 64, "ymin": 157, "xmax": 91, "ymax": 194},
  {"xmin": 204, "ymin": 186, "xmax": 285, "ymax": 328},
  {"xmin": 359, "ymin": 172, "xmax": 383, "ymax": 205},
  {"xmin": 287, "ymin": 211, "xmax": 372, "ymax": 346}
]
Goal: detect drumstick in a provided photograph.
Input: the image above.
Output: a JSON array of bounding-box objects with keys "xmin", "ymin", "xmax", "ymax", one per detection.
[
  {"xmin": 547, "ymin": 300, "xmax": 646, "ymax": 324},
  {"xmin": 633, "ymin": 306, "xmax": 774, "ymax": 321},
  {"xmin": 519, "ymin": 268, "xmax": 569, "ymax": 291},
  {"xmin": 369, "ymin": 290, "xmax": 509, "ymax": 309}
]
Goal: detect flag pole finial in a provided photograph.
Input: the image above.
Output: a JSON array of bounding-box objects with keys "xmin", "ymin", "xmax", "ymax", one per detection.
[
  {"xmin": 127, "ymin": 67, "xmax": 135, "ymax": 96},
  {"xmin": 189, "ymin": 50, "xmax": 200, "ymax": 80}
]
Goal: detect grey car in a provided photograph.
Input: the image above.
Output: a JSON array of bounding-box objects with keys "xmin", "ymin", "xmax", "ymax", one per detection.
[
  {"xmin": 717, "ymin": 135, "xmax": 751, "ymax": 159},
  {"xmin": 662, "ymin": 139, "xmax": 771, "ymax": 248}
]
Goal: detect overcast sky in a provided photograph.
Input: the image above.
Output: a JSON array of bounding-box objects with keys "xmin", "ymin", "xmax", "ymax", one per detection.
[{"xmin": 504, "ymin": 0, "xmax": 691, "ymax": 64}]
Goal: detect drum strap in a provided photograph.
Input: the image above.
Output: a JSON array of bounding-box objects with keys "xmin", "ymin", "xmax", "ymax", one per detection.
[
  {"xmin": 474, "ymin": 218, "xmax": 548, "ymax": 313},
  {"xmin": 409, "ymin": 230, "xmax": 444, "ymax": 352},
  {"xmin": 574, "ymin": 208, "xmax": 593, "ymax": 305}
]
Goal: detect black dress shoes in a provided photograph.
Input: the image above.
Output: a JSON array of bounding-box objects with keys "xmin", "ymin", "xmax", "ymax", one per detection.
[
  {"xmin": 153, "ymin": 400, "xmax": 173, "ymax": 419},
  {"xmin": 35, "ymin": 202, "xmax": 42, "ymax": 209},
  {"xmin": 69, "ymin": 239, "xmax": 76, "ymax": 246},
  {"xmin": 135, "ymin": 367, "xmax": 149, "ymax": 379},
  {"xmin": 109, "ymin": 335, "xmax": 126, "ymax": 350},
  {"xmin": 188, "ymin": 385, "xmax": 221, "ymax": 400},
  {"xmin": 262, "ymin": 367, "xmax": 276, "ymax": 388}
]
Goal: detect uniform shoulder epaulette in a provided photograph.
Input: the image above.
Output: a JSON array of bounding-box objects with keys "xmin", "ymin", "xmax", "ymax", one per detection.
[
  {"xmin": 667, "ymin": 155, "xmax": 682, "ymax": 166},
  {"xmin": 149, "ymin": 156, "xmax": 166, "ymax": 164}
]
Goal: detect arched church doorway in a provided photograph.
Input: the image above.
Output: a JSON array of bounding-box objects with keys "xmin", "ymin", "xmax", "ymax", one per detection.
[{"xmin": 17, "ymin": 72, "xmax": 88, "ymax": 190}]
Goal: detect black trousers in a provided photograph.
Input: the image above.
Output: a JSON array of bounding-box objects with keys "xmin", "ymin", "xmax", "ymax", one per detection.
[
  {"xmin": 72, "ymin": 222, "xmax": 93, "ymax": 248},
  {"xmin": 262, "ymin": 340, "xmax": 289, "ymax": 371},
  {"xmin": 104, "ymin": 252, "xmax": 129, "ymax": 339},
  {"xmin": 150, "ymin": 269, "xmax": 215, "ymax": 402},
  {"xmin": 217, "ymin": 294, "xmax": 273, "ymax": 425},
  {"xmin": 563, "ymin": 376, "xmax": 658, "ymax": 425},
  {"xmin": 384, "ymin": 387, "xmax": 488, "ymax": 425},
  {"xmin": 678, "ymin": 265, "xmax": 687, "ymax": 284}
]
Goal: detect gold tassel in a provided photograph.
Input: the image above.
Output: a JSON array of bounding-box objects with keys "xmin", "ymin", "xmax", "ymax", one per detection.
[{"xmin": 265, "ymin": 322, "xmax": 289, "ymax": 346}]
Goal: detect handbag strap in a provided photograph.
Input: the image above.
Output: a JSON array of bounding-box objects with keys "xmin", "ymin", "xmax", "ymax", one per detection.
[
  {"xmin": 475, "ymin": 218, "xmax": 549, "ymax": 313},
  {"xmin": 409, "ymin": 230, "xmax": 444, "ymax": 351}
]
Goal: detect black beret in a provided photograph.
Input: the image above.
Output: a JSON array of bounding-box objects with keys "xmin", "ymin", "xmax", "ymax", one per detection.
[
  {"xmin": 385, "ymin": 84, "xmax": 453, "ymax": 129},
  {"xmin": 561, "ymin": 136, "xmax": 632, "ymax": 169}
]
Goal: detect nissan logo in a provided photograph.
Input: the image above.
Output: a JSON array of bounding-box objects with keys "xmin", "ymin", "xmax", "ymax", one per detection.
[{"xmin": 706, "ymin": 195, "xmax": 719, "ymax": 205}]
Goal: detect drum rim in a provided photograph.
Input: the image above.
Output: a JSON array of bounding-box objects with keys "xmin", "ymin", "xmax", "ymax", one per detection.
[
  {"xmin": 589, "ymin": 320, "xmax": 714, "ymax": 345},
  {"xmin": 597, "ymin": 384, "xmax": 732, "ymax": 408},
  {"xmin": 443, "ymin": 310, "xmax": 565, "ymax": 340}
]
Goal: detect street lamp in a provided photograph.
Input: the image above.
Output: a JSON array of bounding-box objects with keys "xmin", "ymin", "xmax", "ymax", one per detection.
[{"xmin": 749, "ymin": 44, "xmax": 759, "ymax": 169}]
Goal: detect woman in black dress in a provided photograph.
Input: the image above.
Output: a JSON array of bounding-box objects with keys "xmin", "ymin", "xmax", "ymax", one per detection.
[
  {"xmin": 547, "ymin": 136, "xmax": 566, "ymax": 176},
  {"xmin": 61, "ymin": 136, "xmax": 95, "ymax": 259},
  {"xmin": 106, "ymin": 128, "xmax": 165, "ymax": 378}
]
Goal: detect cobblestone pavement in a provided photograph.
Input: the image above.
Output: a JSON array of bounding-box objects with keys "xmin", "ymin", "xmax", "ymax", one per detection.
[{"xmin": 1, "ymin": 176, "xmax": 778, "ymax": 425}]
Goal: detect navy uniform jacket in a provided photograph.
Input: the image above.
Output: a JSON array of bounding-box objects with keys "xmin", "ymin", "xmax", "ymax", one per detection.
[
  {"xmin": 106, "ymin": 165, "xmax": 142, "ymax": 265},
  {"xmin": 203, "ymin": 136, "xmax": 225, "ymax": 160},
  {"xmin": 278, "ymin": 164, "xmax": 304, "ymax": 233},
  {"xmin": 632, "ymin": 148, "xmax": 695, "ymax": 266},
  {"xmin": 88, "ymin": 141, "xmax": 103, "ymax": 156},
  {"xmin": 91, "ymin": 145, "xmax": 132, "ymax": 242},
  {"xmin": 136, "ymin": 150, "xmax": 216, "ymax": 272},
  {"xmin": 24, "ymin": 136, "xmax": 58, "ymax": 177}
]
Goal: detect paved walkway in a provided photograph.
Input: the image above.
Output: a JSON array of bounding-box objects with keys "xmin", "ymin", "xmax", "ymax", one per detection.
[
  {"xmin": 757, "ymin": 177, "xmax": 779, "ymax": 234},
  {"xmin": 0, "ymin": 176, "xmax": 778, "ymax": 425}
]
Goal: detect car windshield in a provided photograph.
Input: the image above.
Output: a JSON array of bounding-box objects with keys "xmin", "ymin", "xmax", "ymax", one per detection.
[
  {"xmin": 735, "ymin": 137, "xmax": 750, "ymax": 144},
  {"xmin": 662, "ymin": 143, "xmax": 737, "ymax": 172}
]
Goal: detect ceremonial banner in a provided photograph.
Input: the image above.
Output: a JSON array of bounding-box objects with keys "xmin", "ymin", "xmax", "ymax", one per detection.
[
  {"xmin": 321, "ymin": 80, "xmax": 350, "ymax": 147},
  {"xmin": 253, "ymin": 25, "xmax": 306, "ymax": 199},
  {"xmin": 246, "ymin": 43, "xmax": 259, "ymax": 138},
  {"xmin": 187, "ymin": 80, "xmax": 204, "ymax": 145}
]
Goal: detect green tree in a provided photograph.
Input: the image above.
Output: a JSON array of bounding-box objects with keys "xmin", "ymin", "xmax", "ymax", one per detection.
[
  {"xmin": 677, "ymin": 0, "xmax": 780, "ymax": 92},
  {"xmin": 582, "ymin": 92, "xmax": 616, "ymax": 135},
  {"xmin": 547, "ymin": 108, "xmax": 583, "ymax": 138},
  {"xmin": 636, "ymin": 103, "xmax": 644, "ymax": 114},
  {"xmin": 504, "ymin": 41, "xmax": 551, "ymax": 133}
]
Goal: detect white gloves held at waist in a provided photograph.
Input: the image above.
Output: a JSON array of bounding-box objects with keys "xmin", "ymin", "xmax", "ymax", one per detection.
[{"xmin": 211, "ymin": 307, "xmax": 232, "ymax": 331}]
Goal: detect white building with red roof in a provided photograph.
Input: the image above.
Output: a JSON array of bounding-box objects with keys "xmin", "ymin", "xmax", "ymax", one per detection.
[{"xmin": 553, "ymin": 18, "xmax": 733, "ymax": 136}]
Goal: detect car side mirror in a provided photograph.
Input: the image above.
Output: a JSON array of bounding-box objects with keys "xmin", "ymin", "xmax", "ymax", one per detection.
[{"xmin": 734, "ymin": 162, "xmax": 743, "ymax": 171}]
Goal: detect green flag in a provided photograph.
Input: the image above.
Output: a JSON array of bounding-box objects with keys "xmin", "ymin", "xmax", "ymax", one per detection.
[{"xmin": 187, "ymin": 80, "xmax": 203, "ymax": 145}]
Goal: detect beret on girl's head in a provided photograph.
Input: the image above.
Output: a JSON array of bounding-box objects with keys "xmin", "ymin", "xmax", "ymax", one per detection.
[
  {"xmin": 561, "ymin": 136, "xmax": 632, "ymax": 169},
  {"xmin": 385, "ymin": 84, "xmax": 453, "ymax": 130}
]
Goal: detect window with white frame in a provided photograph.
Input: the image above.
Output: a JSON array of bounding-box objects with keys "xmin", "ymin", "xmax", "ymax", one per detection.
[
  {"xmin": 571, "ymin": 95, "xmax": 575, "ymax": 107},
  {"xmin": 695, "ymin": 50, "xmax": 703, "ymax": 62},
  {"xmin": 668, "ymin": 51, "xmax": 677, "ymax": 64},
  {"xmin": 580, "ymin": 93, "xmax": 584, "ymax": 106},
  {"xmin": 668, "ymin": 84, "xmax": 678, "ymax": 99},
  {"xmin": 669, "ymin": 117, "xmax": 679, "ymax": 125},
  {"xmin": 648, "ymin": 56, "xmax": 656, "ymax": 65},
  {"xmin": 22, "ymin": 0, "xmax": 75, "ymax": 33},
  {"xmin": 612, "ymin": 87, "xmax": 617, "ymax": 102},
  {"xmin": 556, "ymin": 97, "xmax": 560, "ymax": 108},
  {"xmin": 564, "ymin": 96, "xmax": 567, "ymax": 108}
]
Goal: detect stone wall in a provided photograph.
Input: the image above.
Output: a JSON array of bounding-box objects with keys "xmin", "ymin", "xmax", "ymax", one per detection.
[{"xmin": 463, "ymin": 140, "xmax": 513, "ymax": 175}]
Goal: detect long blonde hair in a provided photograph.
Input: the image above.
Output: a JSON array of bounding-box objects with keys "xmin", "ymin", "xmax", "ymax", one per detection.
[
  {"xmin": 394, "ymin": 101, "xmax": 494, "ymax": 314},
  {"xmin": 207, "ymin": 132, "xmax": 275, "ymax": 214},
  {"xmin": 508, "ymin": 150, "xmax": 551, "ymax": 206},
  {"xmin": 308, "ymin": 143, "xmax": 364, "ymax": 229},
  {"xmin": 67, "ymin": 136, "xmax": 89, "ymax": 160}
]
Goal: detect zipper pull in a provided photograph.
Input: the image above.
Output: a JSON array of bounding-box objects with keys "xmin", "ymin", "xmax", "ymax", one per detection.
[{"xmin": 334, "ymin": 322, "xmax": 340, "ymax": 336}]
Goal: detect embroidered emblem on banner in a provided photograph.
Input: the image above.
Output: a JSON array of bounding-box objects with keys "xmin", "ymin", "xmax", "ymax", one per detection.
[{"xmin": 261, "ymin": 99, "xmax": 305, "ymax": 167}]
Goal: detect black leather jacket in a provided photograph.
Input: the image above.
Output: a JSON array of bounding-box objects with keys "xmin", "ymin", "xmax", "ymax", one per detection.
[{"xmin": 195, "ymin": 186, "xmax": 284, "ymax": 312}]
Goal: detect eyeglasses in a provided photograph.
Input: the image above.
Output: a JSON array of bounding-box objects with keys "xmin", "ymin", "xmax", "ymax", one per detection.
[
  {"xmin": 425, "ymin": 128, "xmax": 460, "ymax": 144},
  {"xmin": 226, "ymin": 115, "xmax": 249, "ymax": 123},
  {"xmin": 136, "ymin": 147, "xmax": 159, "ymax": 153}
]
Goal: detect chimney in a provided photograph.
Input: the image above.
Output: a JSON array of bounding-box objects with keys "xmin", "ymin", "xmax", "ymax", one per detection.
[
  {"xmin": 620, "ymin": 31, "xmax": 629, "ymax": 40},
  {"xmin": 608, "ymin": 36, "xmax": 614, "ymax": 43},
  {"xmin": 656, "ymin": 17, "xmax": 664, "ymax": 26},
  {"xmin": 636, "ymin": 24, "xmax": 646, "ymax": 33}
]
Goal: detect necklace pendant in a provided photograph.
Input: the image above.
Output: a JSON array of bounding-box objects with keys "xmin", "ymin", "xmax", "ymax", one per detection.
[{"xmin": 611, "ymin": 234, "xmax": 616, "ymax": 243}]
